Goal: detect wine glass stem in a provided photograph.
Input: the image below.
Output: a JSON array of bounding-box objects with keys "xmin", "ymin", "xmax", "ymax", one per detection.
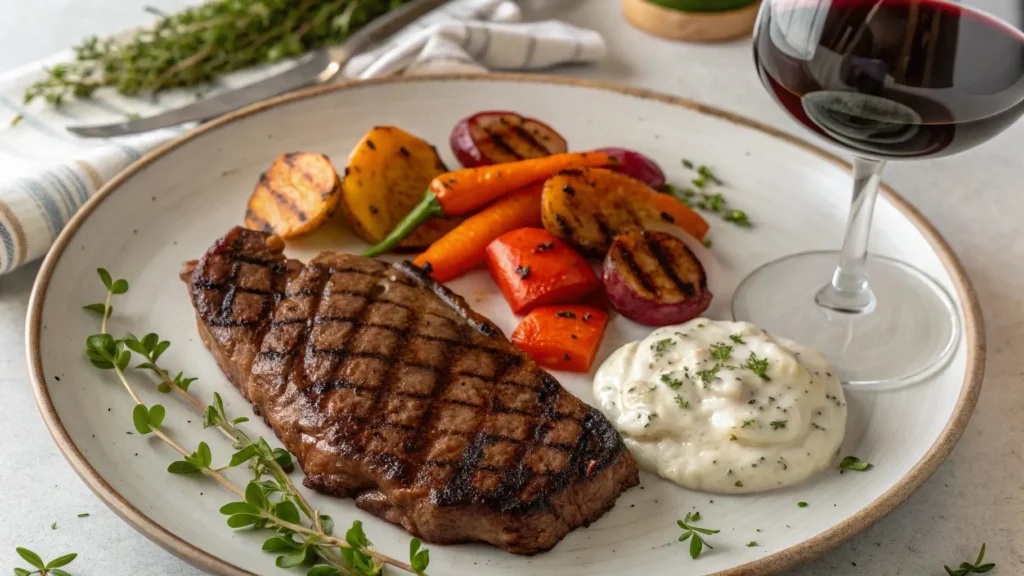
[{"xmin": 815, "ymin": 156, "xmax": 886, "ymax": 313}]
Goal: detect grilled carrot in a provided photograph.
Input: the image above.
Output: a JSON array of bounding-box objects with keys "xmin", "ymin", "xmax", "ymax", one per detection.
[
  {"xmin": 363, "ymin": 151, "xmax": 616, "ymax": 257},
  {"xmin": 430, "ymin": 151, "xmax": 615, "ymax": 215},
  {"xmin": 413, "ymin": 184, "xmax": 543, "ymax": 282}
]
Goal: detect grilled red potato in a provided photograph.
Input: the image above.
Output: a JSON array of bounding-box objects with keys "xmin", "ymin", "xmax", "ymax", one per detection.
[
  {"xmin": 602, "ymin": 230, "xmax": 712, "ymax": 326},
  {"xmin": 450, "ymin": 111, "xmax": 568, "ymax": 168},
  {"xmin": 595, "ymin": 147, "xmax": 667, "ymax": 190}
]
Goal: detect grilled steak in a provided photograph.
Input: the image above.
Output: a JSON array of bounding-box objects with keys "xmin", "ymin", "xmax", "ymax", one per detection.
[{"xmin": 182, "ymin": 227, "xmax": 639, "ymax": 554}]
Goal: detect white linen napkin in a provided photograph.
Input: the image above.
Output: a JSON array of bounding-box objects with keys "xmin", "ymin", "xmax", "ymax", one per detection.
[{"xmin": 0, "ymin": 0, "xmax": 605, "ymax": 274}]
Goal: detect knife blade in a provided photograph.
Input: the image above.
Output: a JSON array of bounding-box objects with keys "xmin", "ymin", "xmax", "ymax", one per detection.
[{"xmin": 68, "ymin": 0, "xmax": 449, "ymax": 138}]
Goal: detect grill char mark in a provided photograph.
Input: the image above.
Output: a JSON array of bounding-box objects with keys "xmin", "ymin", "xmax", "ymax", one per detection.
[
  {"xmin": 613, "ymin": 241, "xmax": 659, "ymax": 296},
  {"xmin": 643, "ymin": 232, "xmax": 697, "ymax": 297}
]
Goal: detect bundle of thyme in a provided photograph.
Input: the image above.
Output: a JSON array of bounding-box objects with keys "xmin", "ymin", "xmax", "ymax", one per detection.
[
  {"xmin": 83, "ymin": 269, "xmax": 429, "ymax": 576},
  {"xmin": 25, "ymin": 0, "xmax": 410, "ymax": 106}
]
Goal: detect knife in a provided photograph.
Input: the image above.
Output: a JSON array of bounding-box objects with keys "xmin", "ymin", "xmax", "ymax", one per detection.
[{"xmin": 68, "ymin": 0, "xmax": 449, "ymax": 138}]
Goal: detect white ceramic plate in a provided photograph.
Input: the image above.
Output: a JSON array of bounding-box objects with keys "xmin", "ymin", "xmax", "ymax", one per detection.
[{"xmin": 28, "ymin": 76, "xmax": 983, "ymax": 576}]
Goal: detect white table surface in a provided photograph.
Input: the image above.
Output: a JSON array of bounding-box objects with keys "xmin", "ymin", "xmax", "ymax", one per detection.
[{"xmin": 2, "ymin": 2, "xmax": 1023, "ymax": 575}]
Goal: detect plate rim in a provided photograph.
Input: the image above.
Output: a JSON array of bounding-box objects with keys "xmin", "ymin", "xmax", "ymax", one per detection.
[{"xmin": 25, "ymin": 73, "xmax": 986, "ymax": 576}]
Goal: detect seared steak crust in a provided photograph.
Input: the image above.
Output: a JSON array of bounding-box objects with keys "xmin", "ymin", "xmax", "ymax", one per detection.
[{"xmin": 184, "ymin": 227, "xmax": 638, "ymax": 554}]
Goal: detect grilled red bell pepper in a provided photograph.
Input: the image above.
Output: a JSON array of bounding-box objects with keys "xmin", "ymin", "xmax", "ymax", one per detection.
[
  {"xmin": 485, "ymin": 228, "xmax": 599, "ymax": 314},
  {"xmin": 512, "ymin": 305, "xmax": 609, "ymax": 372}
]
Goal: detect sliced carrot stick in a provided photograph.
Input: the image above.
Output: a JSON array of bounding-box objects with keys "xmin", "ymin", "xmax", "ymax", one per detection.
[
  {"xmin": 429, "ymin": 151, "xmax": 616, "ymax": 215},
  {"xmin": 413, "ymin": 185, "xmax": 543, "ymax": 282}
]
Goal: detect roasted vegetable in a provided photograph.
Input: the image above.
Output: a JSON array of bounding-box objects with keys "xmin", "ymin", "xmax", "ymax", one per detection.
[
  {"xmin": 602, "ymin": 230, "xmax": 712, "ymax": 326},
  {"xmin": 244, "ymin": 152, "xmax": 341, "ymax": 238},
  {"xmin": 450, "ymin": 111, "xmax": 568, "ymax": 167},
  {"xmin": 363, "ymin": 151, "xmax": 617, "ymax": 257},
  {"xmin": 541, "ymin": 167, "xmax": 709, "ymax": 256},
  {"xmin": 413, "ymin": 184, "xmax": 543, "ymax": 282},
  {"xmin": 340, "ymin": 126, "xmax": 456, "ymax": 250},
  {"xmin": 512, "ymin": 305, "xmax": 609, "ymax": 372},
  {"xmin": 596, "ymin": 147, "xmax": 667, "ymax": 190},
  {"xmin": 485, "ymin": 227, "xmax": 600, "ymax": 315}
]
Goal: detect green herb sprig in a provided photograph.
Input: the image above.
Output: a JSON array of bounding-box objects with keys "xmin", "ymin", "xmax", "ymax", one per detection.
[
  {"xmin": 677, "ymin": 512, "xmax": 719, "ymax": 559},
  {"xmin": 13, "ymin": 547, "xmax": 77, "ymax": 576},
  {"xmin": 83, "ymin": 268, "xmax": 429, "ymax": 576},
  {"xmin": 944, "ymin": 544, "xmax": 995, "ymax": 575},
  {"xmin": 24, "ymin": 1, "xmax": 411, "ymax": 106}
]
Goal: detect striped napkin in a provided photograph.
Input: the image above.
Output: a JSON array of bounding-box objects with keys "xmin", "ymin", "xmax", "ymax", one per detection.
[{"xmin": 0, "ymin": 0, "xmax": 605, "ymax": 275}]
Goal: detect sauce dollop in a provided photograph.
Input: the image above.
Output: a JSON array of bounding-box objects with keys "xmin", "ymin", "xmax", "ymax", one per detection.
[{"xmin": 593, "ymin": 319, "xmax": 846, "ymax": 493}]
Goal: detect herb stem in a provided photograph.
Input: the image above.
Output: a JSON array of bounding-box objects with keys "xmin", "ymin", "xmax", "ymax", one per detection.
[
  {"xmin": 112, "ymin": 364, "xmax": 245, "ymax": 498},
  {"xmin": 262, "ymin": 513, "xmax": 417, "ymax": 573},
  {"xmin": 100, "ymin": 290, "xmax": 112, "ymax": 335}
]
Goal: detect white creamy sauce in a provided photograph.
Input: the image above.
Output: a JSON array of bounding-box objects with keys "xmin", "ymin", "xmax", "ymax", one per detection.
[{"xmin": 593, "ymin": 319, "xmax": 846, "ymax": 493}]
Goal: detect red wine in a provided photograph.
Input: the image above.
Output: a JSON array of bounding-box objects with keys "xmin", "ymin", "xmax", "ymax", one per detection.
[{"xmin": 754, "ymin": 0, "xmax": 1024, "ymax": 159}]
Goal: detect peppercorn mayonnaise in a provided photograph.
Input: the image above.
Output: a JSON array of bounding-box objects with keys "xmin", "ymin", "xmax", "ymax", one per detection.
[{"xmin": 593, "ymin": 319, "xmax": 846, "ymax": 493}]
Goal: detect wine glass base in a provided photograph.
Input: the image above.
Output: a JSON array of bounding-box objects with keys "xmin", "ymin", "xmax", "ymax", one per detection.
[{"xmin": 731, "ymin": 251, "xmax": 960, "ymax": 390}]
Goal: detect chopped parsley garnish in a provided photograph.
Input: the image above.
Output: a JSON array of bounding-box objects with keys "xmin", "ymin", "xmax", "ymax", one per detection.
[
  {"xmin": 729, "ymin": 434, "xmax": 737, "ymax": 441},
  {"xmin": 702, "ymin": 238, "xmax": 713, "ymax": 248},
  {"xmin": 645, "ymin": 413, "xmax": 658, "ymax": 428},
  {"xmin": 661, "ymin": 374, "xmax": 684, "ymax": 389},
  {"xmin": 746, "ymin": 541, "xmax": 758, "ymax": 547},
  {"xmin": 742, "ymin": 352, "xmax": 771, "ymax": 381},
  {"xmin": 697, "ymin": 164, "xmax": 722, "ymax": 185},
  {"xmin": 697, "ymin": 192, "xmax": 726, "ymax": 212},
  {"xmin": 515, "ymin": 265, "xmax": 530, "ymax": 279},
  {"xmin": 734, "ymin": 480, "xmax": 743, "ymax": 487},
  {"xmin": 770, "ymin": 420, "xmax": 787, "ymax": 430},
  {"xmin": 724, "ymin": 210, "xmax": 751, "ymax": 227},
  {"xmin": 839, "ymin": 456, "xmax": 872, "ymax": 472},
  {"xmin": 729, "ymin": 333, "xmax": 746, "ymax": 344},
  {"xmin": 555, "ymin": 310, "xmax": 576, "ymax": 319},
  {"xmin": 682, "ymin": 159, "xmax": 694, "ymax": 169},
  {"xmin": 741, "ymin": 419, "xmax": 756, "ymax": 428},
  {"xmin": 652, "ymin": 338, "xmax": 675, "ymax": 358},
  {"xmin": 710, "ymin": 342, "xmax": 732, "ymax": 361},
  {"xmin": 675, "ymin": 395, "xmax": 689, "ymax": 409},
  {"xmin": 798, "ymin": 501, "xmax": 808, "ymax": 508},
  {"xmin": 695, "ymin": 363, "xmax": 722, "ymax": 384}
]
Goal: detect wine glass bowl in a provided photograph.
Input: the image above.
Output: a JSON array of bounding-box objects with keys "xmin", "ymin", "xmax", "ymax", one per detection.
[{"xmin": 738, "ymin": 0, "xmax": 1024, "ymax": 388}]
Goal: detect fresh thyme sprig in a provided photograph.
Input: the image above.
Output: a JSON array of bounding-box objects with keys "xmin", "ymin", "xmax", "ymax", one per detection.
[
  {"xmin": 24, "ymin": 1, "xmax": 412, "ymax": 106},
  {"xmin": 83, "ymin": 269, "xmax": 429, "ymax": 576},
  {"xmin": 13, "ymin": 547, "xmax": 77, "ymax": 576},
  {"xmin": 944, "ymin": 544, "xmax": 995, "ymax": 575},
  {"xmin": 677, "ymin": 511, "xmax": 719, "ymax": 559}
]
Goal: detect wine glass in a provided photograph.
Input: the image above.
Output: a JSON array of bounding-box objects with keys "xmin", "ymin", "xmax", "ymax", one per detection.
[{"xmin": 738, "ymin": 0, "xmax": 1024, "ymax": 389}]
